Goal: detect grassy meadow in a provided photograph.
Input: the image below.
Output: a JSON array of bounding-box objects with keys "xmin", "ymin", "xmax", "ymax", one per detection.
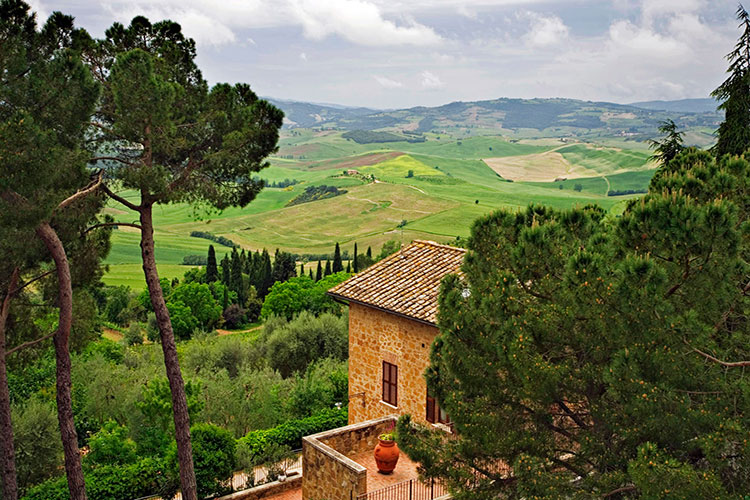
[{"xmin": 102, "ymin": 129, "xmax": 659, "ymax": 289}]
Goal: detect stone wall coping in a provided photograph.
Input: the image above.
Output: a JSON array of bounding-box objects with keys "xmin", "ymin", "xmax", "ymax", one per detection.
[
  {"xmin": 302, "ymin": 415, "xmax": 398, "ymax": 474},
  {"xmin": 217, "ymin": 475, "xmax": 302, "ymax": 500}
]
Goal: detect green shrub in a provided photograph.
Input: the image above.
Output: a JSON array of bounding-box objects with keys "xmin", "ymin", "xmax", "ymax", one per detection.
[
  {"xmin": 22, "ymin": 457, "xmax": 166, "ymax": 500},
  {"xmin": 167, "ymin": 424, "xmax": 236, "ymax": 499},
  {"xmin": 236, "ymin": 407, "xmax": 347, "ymax": 462},
  {"xmin": 85, "ymin": 421, "xmax": 137, "ymax": 467}
]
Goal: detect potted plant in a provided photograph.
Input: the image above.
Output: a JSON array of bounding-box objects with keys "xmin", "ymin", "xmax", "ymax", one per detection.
[{"xmin": 374, "ymin": 422, "xmax": 400, "ymax": 474}]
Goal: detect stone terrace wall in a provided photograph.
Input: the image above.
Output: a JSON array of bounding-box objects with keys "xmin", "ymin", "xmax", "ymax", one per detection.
[{"xmin": 302, "ymin": 416, "xmax": 396, "ymax": 500}]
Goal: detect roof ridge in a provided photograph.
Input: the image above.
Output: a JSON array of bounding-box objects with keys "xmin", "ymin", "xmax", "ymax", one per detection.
[{"xmin": 412, "ymin": 239, "xmax": 467, "ymax": 253}]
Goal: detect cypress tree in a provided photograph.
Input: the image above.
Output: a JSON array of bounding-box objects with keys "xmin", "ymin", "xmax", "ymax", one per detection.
[
  {"xmin": 222, "ymin": 286, "xmax": 228, "ymax": 311},
  {"xmin": 353, "ymin": 243, "xmax": 359, "ymax": 272},
  {"xmin": 206, "ymin": 245, "xmax": 218, "ymax": 283},
  {"xmin": 346, "ymin": 262, "xmax": 351, "ymax": 273},
  {"xmin": 309, "ymin": 269, "xmax": 314, "ymax": 280},
  {"xmin": 221, "ymin": 255, "xmax": 230, "ymax": 285},
  {"xmin": 230, "ymin": 248, "xmax": 245, "ymax": 304},
  {"xmin": 332, "ymin": 243, "xmax": 343, "ymax": 273},
  {"xmin": 367, "ymin": 246, "xmax": 372, "ymax": 259},
  {"xmin": 315, "ymin": 261, "xmax": 323, "ymax": 281},
  {"xmin": 258, "ymin": 249, "xmax": 273, "ymax": 298},
  {"xmin": 300, "ymin": 262, "xmax": 305, "ymax": 276},
  {"xmin": 324, "ymin": 260, "xmax": 332, "ymax": 276}
]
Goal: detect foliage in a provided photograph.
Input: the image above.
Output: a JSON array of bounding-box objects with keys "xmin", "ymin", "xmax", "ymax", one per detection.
[
  {"xmin": 286, "ymin": 358, "xmax": 348, "ymax": 418},
  {"xmin": 181, "ymin": 254, "xmax": 207, "ymax": 266},
  {"xmin": 189, "ymin": 231, "xmax": 238, "ymax": 249},
  {"xmin": 165, "ymin": 301, "xmax": 198, "ymax": 340},
  {"xmin": 84, "ymin": 421, "xmax": 137, "ymax": 467},
  {"xmin": 607, "ymin": 189, "xmax": 648, "ymax": 196},
  {"xmin": 378, "ymin": 240, "xmax": 401, "ymax": 260},
  {"xmin": 103, "ymin": 286, "xmax": 132, "ymax": 325},
  {"xmin": 12, "ymin": 399, "xmax": 62, "ymax": 494},
  {"xmin": 260, "ymin": 272, "xmax": 350, "ymax": 320},
  {"xmin": 262, "ymin": 312, "xmax": 348, "ymax": 378},
  {"xmin": 206, "ymin": 245, "xmax": 218, "ymax": 283},
  {"xmin": 167, "ymin": 424, "xmax": 236, "ymax": 499},
  {"xmin": 169, "ymin": 282, "xmax": 222, "ymax": 330},
  {"xmin": 712, "ymin": 5, "xmax": 750, "ymax": 156},
  {"xmin": 286, "ymin": 185, "xmax": 347, "ymax": 207},
  {"xmin": 222, "ymin": 304, "xmax": 247, "ymax": 329},
  {"xmin": 397, "ymin": 150, "xmax": 750, "ymax": 498},
  {"xmin": 123, "ymin": 322, "xmax": 144, "ymax": 346},
  {"xmin": 332, "ymin": 243, "xmax": 343, "ymax": 273},
  {"xmin": 23, "ymin": 457, "xmax": 166, "ymax": 500},
  {"xmin": 342, "ymin": 129, "xmax": 424, "ymax": 144},
  {"xmin": 236, "ymin": 407, "xmax": 348, "ymax": 463},
  {"xmin": 647, "ymin": 118, "xmax": 685, "ymax": 164}
]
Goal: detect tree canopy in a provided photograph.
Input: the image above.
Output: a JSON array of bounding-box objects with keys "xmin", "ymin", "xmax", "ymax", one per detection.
[{"xmin": 398, "ymin": 149, "xmax": 750, "ymax": 499}]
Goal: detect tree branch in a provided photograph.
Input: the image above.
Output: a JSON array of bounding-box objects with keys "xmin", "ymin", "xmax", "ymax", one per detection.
[
  {"xmin": 691, "ymin": 345, "xmax": 750, "ymax": 368},
  {"xmin": 88, "ymin": 156, "xmax": 135, "ymax": 167},
  {"xmin": 6, "ymin": 331, "xmax": 55, "ymax": 355},
  {"xmin": 10, "ymin": 269, "xmax": 54, "ymax": 295},
  {"xmin": 100, "ymin": 184, "xmax": 141, "ymax": 211},
  {"xmin": 83, "ymin": 222, "xmax": 142, "ymax": 235},
  {"xmin": 603, "ymin": 485, "xmax": 637, "ymax": 498},
  {"xmin": 54, "ymin": 170, "xmax": 103, "ymax": 214}
]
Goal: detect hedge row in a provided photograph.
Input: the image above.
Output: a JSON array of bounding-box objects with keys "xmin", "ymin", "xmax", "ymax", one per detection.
[
  {"xmin": 237, "ymin": 407, "xmax": 348, "ymax": 458},
  {"xmin": 23, "ymin": 457, "xmax": 165, "ymax": 500}
]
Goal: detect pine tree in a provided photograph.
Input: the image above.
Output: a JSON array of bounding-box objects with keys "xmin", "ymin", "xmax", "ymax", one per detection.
[
  {"xmin": 324, "ymin": 260, "xmax": 332, "ymax": 276},
  {"xmin": 353, "ymin": 243, "xmax": 359, "ymax": 272},
  {"xmin": 206, "ymin": 245, "xmax": 218, "ymax": 283},
  {"xmin": 315, "ymin": 261, "xmax": 323, "ymax": 281},
  {"xmin": 398, "ymin": 151, "xmax": 750, "ymax": 498},
  {"xmin": 332, "ymin": 243, "xmax": 344, "ymax": 273},
  {"xmin": 712, "ymin": 4, "xmax": 750, "ymax": 156},
  {"xmin": 87, "ymin": 17, "xmax": 282, "ymax": 497},
  {"xmin": 647, "ymin": 119, "xmax": 685, "ymax": 165}
]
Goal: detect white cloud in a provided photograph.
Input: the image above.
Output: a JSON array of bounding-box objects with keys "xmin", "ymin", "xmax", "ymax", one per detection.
[
  {"xmin": 290, "ymin": 0, "xmax": 442, "ymax": 46},
  {"xmin": 374, "ymin": 75, "xmax": 404, "ymax": 88},
  {"xmin": 521, "ymin": 12, "xmax": 569, "ymax": 47},
  {"xmin": 421, "ymin": 70, "xmax": 445, "ymax": 89},
  {"xmin": 100, "ymin": 0, "xmax": 441, "ymax": 47},
  {"xmin": 299, "ymin": 52, "xmax": 308, "ymax": 60}
]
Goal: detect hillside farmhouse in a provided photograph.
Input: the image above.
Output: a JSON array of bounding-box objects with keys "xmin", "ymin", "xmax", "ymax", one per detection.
[{"xmin": 301, "ymin": 240, "xmax": 465, "ymax": 500}]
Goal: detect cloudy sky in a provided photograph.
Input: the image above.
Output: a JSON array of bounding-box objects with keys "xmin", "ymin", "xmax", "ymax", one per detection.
[{"xmin": 29, "ymin": 0, "xmax": 741, "ymax": 109}]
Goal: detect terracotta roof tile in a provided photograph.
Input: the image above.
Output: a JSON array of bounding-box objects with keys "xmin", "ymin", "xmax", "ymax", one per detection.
[{"xmin": 327, "ymin": 240, "xmax": 466, "ymax": 325}]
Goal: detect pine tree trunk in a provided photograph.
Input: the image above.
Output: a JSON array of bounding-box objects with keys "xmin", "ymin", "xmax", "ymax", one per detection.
[
  {"xmin": 139, "ymin": 205, "xmax": 198, "ymax": 500},
  {"xmin": 35, "ymin": 222, "xmax": 87, "ymax": 500},
  {"xmin": 0, "ymin": 269, "xmax": 19, "ymax": 500}
]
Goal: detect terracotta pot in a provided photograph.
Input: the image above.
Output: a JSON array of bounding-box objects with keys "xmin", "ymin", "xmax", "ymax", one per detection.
[{"xmin": 374, "ymin": 438, "xmax": 400, "ymax": 474}]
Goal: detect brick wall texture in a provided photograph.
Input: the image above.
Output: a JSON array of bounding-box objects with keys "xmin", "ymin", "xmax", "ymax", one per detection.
[{"xmin": 347, "ymin": 302, "xmax": 439, "ymax": 425}]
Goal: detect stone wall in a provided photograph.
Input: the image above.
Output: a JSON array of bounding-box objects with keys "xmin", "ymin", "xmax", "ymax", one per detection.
[
  {"xmin": 302, "ymin": 416, "xmax": 396, "ymax": 500},
  {"xmin": 218, "ymin": 475, "xmax": 302, "ymax": 500},
  {"xmin": 348, "ymin": 302, "xmax": 439, "ymax": 425}
]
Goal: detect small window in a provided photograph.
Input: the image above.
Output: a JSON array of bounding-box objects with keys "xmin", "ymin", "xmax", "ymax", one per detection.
[
  {"xmin": 382, "ymin": 361, "xmax": 398, "ymax": 406},
  {"xmin": 426, "ymin": 390, "xmax": 450, "ymax": 425},
  {"xmin": 426, "ymin": 395, "xmax": 436, "ymax": 423}
]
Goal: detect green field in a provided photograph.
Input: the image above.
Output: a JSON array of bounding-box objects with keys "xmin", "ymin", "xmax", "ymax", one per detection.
[{"xmin": 102, "ymin": 128, "xmax": 661, "ymax": 289}]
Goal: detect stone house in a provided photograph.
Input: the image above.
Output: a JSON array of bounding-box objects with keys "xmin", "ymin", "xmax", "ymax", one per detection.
[
  {"xmin": 301, "ymin": 240, "xmax": 465, "ymax": 500},
  {"xmin": 328, "ymin": 240, "xmax": 466, "ymax": 427}
]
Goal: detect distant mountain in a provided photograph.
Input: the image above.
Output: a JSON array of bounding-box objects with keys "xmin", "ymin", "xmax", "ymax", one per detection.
[
  {"xmin": 265, "ymin": 98, "xmax": 380, "ymax": 128},
  {"xmin": 267, "ymin": 96, "xmax": 721, "ymax": 145},
  {"xmin": 628, "ymin": 98, "xmax": 719, "ymax": 114}
]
